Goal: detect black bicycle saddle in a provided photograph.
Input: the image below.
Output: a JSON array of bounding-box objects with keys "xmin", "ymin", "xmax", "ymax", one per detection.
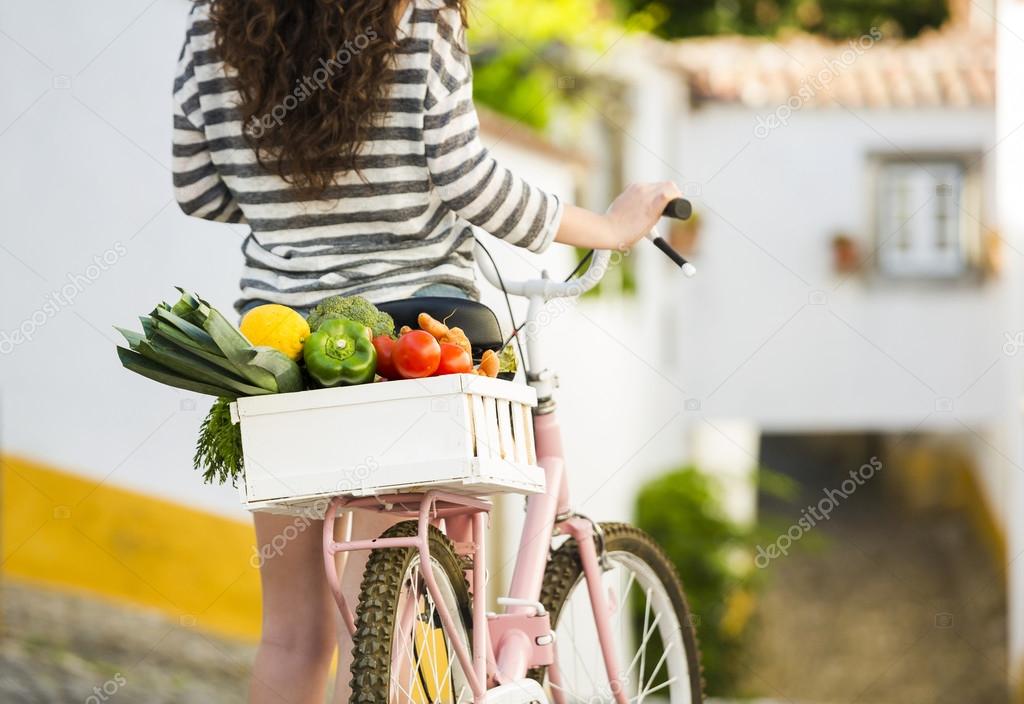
[{"xmin": 376, "ymin": 297, "xmax": 503, "ymax": 357}]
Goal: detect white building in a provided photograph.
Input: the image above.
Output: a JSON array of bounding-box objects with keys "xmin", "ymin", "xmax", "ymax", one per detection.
[
  {"xmin": 997, "ymin": 0, "xmax": 1024, "ymax": 695},
  {"xmin": 651, "ymin": 19, "xmax": 1005, "ymax": 508},
  {"xmin": 588, "ymin": 8, "xmax": 1024, "ymax": 694}
]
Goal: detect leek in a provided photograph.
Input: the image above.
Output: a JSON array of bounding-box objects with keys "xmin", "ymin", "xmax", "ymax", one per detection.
[{"xmin": 115, "ymin": 289, "xmax": 302, "ymax": 399}]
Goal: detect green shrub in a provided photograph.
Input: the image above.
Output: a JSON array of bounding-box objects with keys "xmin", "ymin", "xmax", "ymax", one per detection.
[{"xmin": 635, "ymin": 465, "xmax": 791, "ymax": 695}]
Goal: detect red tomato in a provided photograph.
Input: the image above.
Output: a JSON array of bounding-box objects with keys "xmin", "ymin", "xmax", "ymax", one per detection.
[
  {"xmin": 393, "ymin": 330, "xmax": 441, "ymax": 378},
  {"xmin": 372, "ymin": 335, "xmax": 397, "ymax": 379},
  {"xmin": 436, "ymin": 342, "xmax": 473, "ymax": 375}
]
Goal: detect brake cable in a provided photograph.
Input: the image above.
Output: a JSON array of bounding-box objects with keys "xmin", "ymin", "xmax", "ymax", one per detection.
[{"xmin": 475, "ymin": 239, "xmax": 598, "ymax": 377}]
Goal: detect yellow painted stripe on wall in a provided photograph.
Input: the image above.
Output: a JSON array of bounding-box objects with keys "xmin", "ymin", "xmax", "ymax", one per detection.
[{"xmin": 1, "ymin": 454, "xmax": 261, "ymax": 640}]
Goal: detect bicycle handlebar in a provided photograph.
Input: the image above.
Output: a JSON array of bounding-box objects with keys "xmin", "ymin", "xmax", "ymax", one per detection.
[
  {"xmin": 475, "ymin": 197, "xmax": 695, "ymax": 298},
  {"xmin": 647, "ymin": 198, "xmax": 697, "ymax": 277},
  {"xmin": 662, "ymin": 197, "xmax": 693, "ymax": 220}
]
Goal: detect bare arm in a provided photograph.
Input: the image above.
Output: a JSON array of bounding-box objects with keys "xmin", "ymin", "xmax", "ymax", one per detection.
[{"xmin": 554, "ymin": 181, "xmax": 684, "ymax": 251}]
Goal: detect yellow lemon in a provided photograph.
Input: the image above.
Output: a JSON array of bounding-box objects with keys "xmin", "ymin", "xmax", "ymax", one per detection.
[{"xmin": 239, "ymin": 304, "xmax": 310, "ymax": 361}]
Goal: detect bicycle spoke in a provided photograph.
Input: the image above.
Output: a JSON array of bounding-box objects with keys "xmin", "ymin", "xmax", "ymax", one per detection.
[
  {"xmin": 384, "ymin": 558, "xmax": 468, "ymax": 704},
  {"xmin": 544, "ymin": 546, "xmax": 694, "ymax": 704},
  {"xmin": 637, "ymin": 640, "xmax": 673, "ymax": 703},
  {"xmin": 636, "ymin": 587, "xmax": 653, "ymax": 693},
  {"xmin": 350, "ymin": 524, "xmax": 474, "ymax": 704},
  {"xmin": 623, "ymin": 610, "xmax": 662, "ymax": 688},
  {"xmin": 565, "ymin": 601, "xmax": 601, "ymax": 696},
  {"xmin": 619, "ymin": 570, "xmax": 637, "ymax": 645},
  {"xmin": 632, "ymin": 674, "xmax": 678, "ymax": 703},
  {"xmin": 400, "ymin": 567, "xmax": 425, "ymax": 701}
]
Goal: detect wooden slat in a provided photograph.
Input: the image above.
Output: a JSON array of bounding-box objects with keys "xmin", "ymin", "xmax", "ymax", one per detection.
[
  {"xmin": 460, "ymin": 395, "xmax": 476, "ymax": 460},
  {"xmin": 510, "ymin": 401, "xmax": 527, "ymax": 464},
  {"xmin": 483, "ymin": 397, "xmax": 500, "ymax": 461},
  {"xmin": 470, "ymin": 394, "xmax": 489, "ymax": 459},
  {"xmin": 496, "ymin": 400, "xmax": 514, "ymax": 460},
  {"xmin": 522, "ymin": 404, "xmax": 537, "ymax": 465}
]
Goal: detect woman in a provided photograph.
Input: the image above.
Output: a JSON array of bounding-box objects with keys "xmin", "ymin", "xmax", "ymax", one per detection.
[{"xmin": 172, "ymin": 0, "xmax": 681, "ymax": 700}]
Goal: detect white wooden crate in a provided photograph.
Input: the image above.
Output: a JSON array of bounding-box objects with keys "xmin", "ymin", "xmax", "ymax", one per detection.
[{"xmin": 230, "ymin": 374, "xmax": 541, "ymax": 515}]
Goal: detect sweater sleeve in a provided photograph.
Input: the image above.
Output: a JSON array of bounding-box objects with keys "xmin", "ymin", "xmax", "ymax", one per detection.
[
  {"xmin": 422, "ymin": 7, "xmax": 562, "ymax": 253},
  {"xmin": 171, "ymin": 19, "xmax": 245, "ymax": 224}
]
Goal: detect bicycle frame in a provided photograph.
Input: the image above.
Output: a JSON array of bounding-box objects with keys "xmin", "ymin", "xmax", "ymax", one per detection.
[{"xmin": 322, "ymin": 244, "xmax": 631, "ymax": 704}]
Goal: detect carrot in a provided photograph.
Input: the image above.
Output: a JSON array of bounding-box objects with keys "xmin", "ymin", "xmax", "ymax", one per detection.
[
  {"xmin": 443, "ymin": 326, "xmax": 472, "ymax": 355},
  {"xmin": 417, "ymin": 312, "xmax": 448, "ymax": 339},
  {"xmin": 477, "ymin": 349, "xmax": 499, "ymax": 377},
  {"xmin": 417, "ymin": 312, "xmax": 471, "ymax": 354}
]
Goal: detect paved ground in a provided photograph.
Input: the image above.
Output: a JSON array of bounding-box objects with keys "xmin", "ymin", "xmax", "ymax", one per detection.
[
  {"xmin": 1, "ymin": 500, "xmax": 1008, "ymax": 703},
  {"xmin": 737, "ymin": 503, "xmax": 1009, "ymax": 703},
  {"xmin": 0, "ymin": 581, "xmax": 254, "ymax": 703}
]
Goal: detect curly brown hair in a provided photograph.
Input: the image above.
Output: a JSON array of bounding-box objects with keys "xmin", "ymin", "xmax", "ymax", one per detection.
[{"xmin": 208, "ymin": 0, "xmax": 465, "ymax": 196}]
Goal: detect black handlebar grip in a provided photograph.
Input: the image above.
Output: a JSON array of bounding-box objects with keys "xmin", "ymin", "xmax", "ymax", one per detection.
[
  {"xmin": 651, "ymin": 236, "xmax": 688, "ymax": 267},
  {"xmin": 662, "ymin": 198, "xmax": 692, "ymax": 220}
]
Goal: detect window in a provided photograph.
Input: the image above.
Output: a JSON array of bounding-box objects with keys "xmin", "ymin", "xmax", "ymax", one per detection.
[{"xmin": 873, "ymin": 157, "xmax": 980, "ymax": 279}]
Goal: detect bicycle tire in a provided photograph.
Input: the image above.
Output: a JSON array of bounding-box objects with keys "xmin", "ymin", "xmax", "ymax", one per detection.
[
  {"xmin": 349, "ymin": 520, "xmax": 474, "ymax": 703},
  {"xmin": 531, "ymin": 522, "xmax": 705, "ymax": 702}
]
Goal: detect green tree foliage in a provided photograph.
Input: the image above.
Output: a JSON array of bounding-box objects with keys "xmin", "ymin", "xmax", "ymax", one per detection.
[
  {"xmin": 467, "ymin": 0, "xmax": 647, "ymax": 128},
  {"xmin": 467, "ymin": 0, "xmax": 950, "ymax": 127},
  {"xmin": 616, "ymin": 0, "xmax": 950, "ymax": 40}
]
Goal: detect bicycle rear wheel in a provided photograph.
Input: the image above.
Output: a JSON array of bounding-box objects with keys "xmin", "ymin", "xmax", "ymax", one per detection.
[
  {"xmin": 349, "ymin": 520, "xmax": 475, "ymax": 704},
  {"xmin": 533, "ymin": 522, "xmax": 704, "ymax": 703}
]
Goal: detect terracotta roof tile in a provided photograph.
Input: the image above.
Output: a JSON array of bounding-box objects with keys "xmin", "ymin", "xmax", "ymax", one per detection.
[{"xmin": 660, "ymin": 26, "xmax": 995, "ymax": 109}]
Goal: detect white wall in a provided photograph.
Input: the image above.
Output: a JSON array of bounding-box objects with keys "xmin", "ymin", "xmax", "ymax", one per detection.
[
  {"xmin": 995, "ymin": 0, "xmax": 1024, "ymax": 676},
  {"xmin": 664, "ymin": 100, "xmax": 1019, "ymax": 559},
  {"xmin": 1, "ymin": 0, "xmax": 249, "ymax": 518},
  {"xmin": 670, "ymin": 105, "xmax": 1007, "ymax": 431}
]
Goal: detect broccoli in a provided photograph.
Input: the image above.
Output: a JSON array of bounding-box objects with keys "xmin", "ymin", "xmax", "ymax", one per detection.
[{"xmin": 306, "ymin": 295, "xmax": 395, "ymax": 338}]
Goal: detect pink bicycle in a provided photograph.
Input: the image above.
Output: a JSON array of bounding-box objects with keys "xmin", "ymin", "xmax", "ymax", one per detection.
[{"xmin": 321, "ymin": 199, "xmax": 702, "ymax": 704}]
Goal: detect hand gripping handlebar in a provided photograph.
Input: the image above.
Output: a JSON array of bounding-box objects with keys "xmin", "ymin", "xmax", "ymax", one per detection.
[{"xmin": 474, "ymin": 198, "xmax": 695, "ymax": 299}]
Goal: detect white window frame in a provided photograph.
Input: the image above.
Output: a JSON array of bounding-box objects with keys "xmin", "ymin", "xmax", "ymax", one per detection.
[{"xmin": 870, "ymin": 154, "xmax": 983, "ymax": 280}]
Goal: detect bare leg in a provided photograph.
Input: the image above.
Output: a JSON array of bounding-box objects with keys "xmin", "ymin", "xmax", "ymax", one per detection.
[
  {"xmin": 250, "ymin": 512, "xmax": 337, "ymax": 704},
  {"xmin": 331, "ymin": 509, "xmax": 401, "ymax": 703}
]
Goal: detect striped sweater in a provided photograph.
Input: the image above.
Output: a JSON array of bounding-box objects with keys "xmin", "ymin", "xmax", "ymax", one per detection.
[{"xmin": 172, "ymin": 0, "xmax": 563, "ymax": 311}]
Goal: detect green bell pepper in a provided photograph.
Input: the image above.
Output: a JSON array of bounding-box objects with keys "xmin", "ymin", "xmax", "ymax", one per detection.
[{"xmin": 302, "ymin": 318, "xmax": 377, "ymax": 387}]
